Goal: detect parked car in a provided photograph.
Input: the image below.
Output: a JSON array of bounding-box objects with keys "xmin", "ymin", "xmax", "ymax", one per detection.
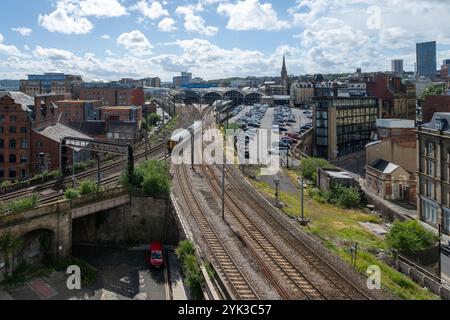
[{"xmin": 146, "ymin": 241, "xmax": 164, "ymax": 268}]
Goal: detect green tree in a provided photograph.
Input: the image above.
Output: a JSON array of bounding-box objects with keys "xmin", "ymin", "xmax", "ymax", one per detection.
[
  {"xmin": 124, "ymin": 160, "xmax": 171, "ymax": 197},
  {"xmin": 301, "ymin": 157, "xmax": 335, "ymax": 183},
  {"xmin": 330, "ymin": 184, "xmax": 362, "ymax": 208},
  {"xmin": 386, "ymin": 220, "xmax": 439, "ymax": 255},
  {"xmin": 0, "ymin": 233, "xmax": 23, "ymax": 278},
  {"xmin": 148, "ymin": 113, "xmax": 161, "ymax": 126},
  {"xmin": 420, "ymin": 84, "xmax": 446, "ymax": 101}
]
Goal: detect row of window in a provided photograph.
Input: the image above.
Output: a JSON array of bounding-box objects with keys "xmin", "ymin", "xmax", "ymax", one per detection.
[
  {"xmin": 0, "ymin": 126, "xmax": 28, "ymax": 134},
  {"xmin": 0, "ymin": 153, "xmax": 28, "ymax": 164},
  {"xmin": 0, "ymin": 168, "xmax": 27, "ymax": 179},
  {"xmin": 0, "ymin": 115, "xmax": 19, "ymax": 122},
  {"xmin": 0, "ymin": 139, "xmax": 28, "ymax": 149}
]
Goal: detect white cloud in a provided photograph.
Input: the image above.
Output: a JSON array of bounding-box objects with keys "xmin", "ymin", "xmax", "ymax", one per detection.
[
  {"xmin": 57, "ymin": 0, "xmax": 127, "ymax": 18},
  {"xmin": 0, "ymin": 33, "xmax": 22, "ymax": 56},
  {"xmin": 34, "ymin": 46, "xmax": 75, "ymax": 60},
  {"xmin": 218, "ymin": 0, "xmax": 290, "ymax": 31},
  {"xmin": 101, "ymin": 34, "xmax": 111, "ymax": 39},
  {"xmin": 12, "ymin": 27, "xmax": 33, "ymax": 36},
  {"xmin": 131, "ymin": 0, "xmax": 169, "ymax": 20},
  {"xmin": 158, "ymin": 18, "xmax": 177, "ymax": 32},
  {"xmin": 38, "ymin": 0, "xmax": 126, "ymax": 34},
  {"xmin": 176, "ymin": 5, "xmax": 218, "ymax": 36},
  {"xmin": 117, "ymin": 30, "xmax": 153, "ymax": 55},
  {"xmin": 38, "ymin": 8, "xmax": 93, "ymax": 34}
]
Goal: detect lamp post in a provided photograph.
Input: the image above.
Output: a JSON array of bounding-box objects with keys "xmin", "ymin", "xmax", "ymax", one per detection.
[{"xmin": 274, "ymin": 176, "xmax": 280, "ymax": 208}]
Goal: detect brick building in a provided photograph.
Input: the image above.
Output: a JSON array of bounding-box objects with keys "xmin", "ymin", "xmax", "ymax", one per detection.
[
  {"xmin": 417, "ymin": 113, "xmax": 450, "ymax": 235},
  {"xmin": 366, "ymin": 74, "xmax": 416, "ymax": 121},
  {"xmin": 57, "ymin": 100, "xmax": 102, "ymax": 123},
  {"xmin": 422, "ymin": 95, "xmax": 450, "ymax": 123},
  {"xmin": 33, "ymin": 93, "xmax": 70, "ymax": 129},
  {"xmin": 0, "ymin": 92, "xmax": 92, "ymax": 181},
  {"xmin": 79, "ymin": 86, "xmax": 145, "ymax": 106},
  {"xmin": 20, "ymin": 73, "xmax": 82, "ymax": 96}
]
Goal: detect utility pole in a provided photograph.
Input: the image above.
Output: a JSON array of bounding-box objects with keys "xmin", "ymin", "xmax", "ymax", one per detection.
[
  {"xmin": 222, "ymin": 132, "xmax": 226, "ymax": 221},
  {"xmin": 96, "ymin": 153, "xmax": 101, "ymax": 188},
  {"xmin": 439, "ymin": 224, "xmax": 442, "ymax": 283},
  {"xmin": 301, "ymin": 176, "xmax": 304, "ymax": 221},
  {"xmin": 274, "ymin": 176, "xmax": 280, "ymax": 208}
]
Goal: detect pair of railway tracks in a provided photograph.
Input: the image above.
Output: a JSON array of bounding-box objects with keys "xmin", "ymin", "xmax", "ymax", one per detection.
[
  {"xmin": 176, "ymin": 164, "xmax": 260, "ymax": 300},
  {"xmin": 225, "ymin": 165, "xmax": 372, "ymax": 300}
]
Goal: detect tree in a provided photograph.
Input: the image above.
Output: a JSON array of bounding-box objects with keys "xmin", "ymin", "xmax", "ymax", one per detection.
[
  {"xmin": 386, "ymin": 220, "xmax": 439, "ymax": 255},
  {"xmin": 124, "ymin": 160, "xmax": 171, "ymax": 197},
  {"xmin": 301, "ymin": 157, "xmax": 335, "ymax": 183},
  {"xmin": 420, "ymin": 84, "xmax": 446, "ymax": 102},
  {"xmin": 330, "ymin": 184, "xmax": 362, "ymax": 208},
  {"xmin": 0, "ymin": 233, "xmax": 23, "ymax": 278},
  {"xmin": 148, "ymin": 113, "xmax": 161, "ymax": 126}
]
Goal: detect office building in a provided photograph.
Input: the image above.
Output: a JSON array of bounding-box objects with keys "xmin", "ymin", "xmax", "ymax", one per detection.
[
  {"xmin": 313, "ymin": 96, "xmax": 381, "ymax": 160},
  {"xmin": 20, "ymin": 73, "xmax": 83, "ymax": 96},
  {"xmin": 417, "ymin": 113, "xmax": 450, "ymax": 235},
  {"xmin": 416, "ymin": 41, "xmax": 437, "ymax": 78},
  {"xmin": 79, "ymin": 85, "xmax": 145, "ymax": 106},
  {"xmin": 391, "ymin": 59, "xmax": 404, "ymax": 74}
]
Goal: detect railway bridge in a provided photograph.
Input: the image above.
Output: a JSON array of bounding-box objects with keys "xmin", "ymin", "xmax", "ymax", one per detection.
[{"xmin": 0, "ymin": 187, "xmax": 130, "ymax": 263}]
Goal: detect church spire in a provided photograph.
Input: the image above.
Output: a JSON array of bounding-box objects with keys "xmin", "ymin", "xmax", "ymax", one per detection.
[
  {"xmin": 281, "ymin": 54, "xmax": 289, "ymax": 95},
  {"xmin": 282, "ymin": 54, "xmax": 287, "ymax": 75}
]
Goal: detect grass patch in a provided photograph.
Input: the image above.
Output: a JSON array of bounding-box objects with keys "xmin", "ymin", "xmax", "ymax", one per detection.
[
  {"xmin": 1, "ymin": 194, "xmax": 40, "ymax": 214},
  {"xmin": 248, "ymin": 168, "xmax": 439, "ymax": 300}
]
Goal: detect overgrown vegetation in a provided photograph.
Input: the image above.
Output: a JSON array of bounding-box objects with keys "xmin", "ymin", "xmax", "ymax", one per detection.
[
  {"xmin": 122, "ymin": 160, "xmax": 171, "ymax": 197},
  {"xmin": 386, "ymin": 220, "xmax": 439, "ymax": 255},
  {"xmin": 176, "ymin": 240, "xmax": 205, "ymax": 300},
  {"xmin": 307, "ymin": 184, "xmax": 363, "ymax": 209},
  {"xmin": 301, "ymin": 157, "xmax": 335, "ymax": 183},
  {"xmin": 248, "ymin": 169, "xmax": 439, "ymax": 300},
  {"xmin": 420, "ymin": 83, "xmax": 447, "ymax": 101},
  {"xmin": 0, "ymin": 194, "xmax": 40, "ymax": 214},
  {"xmin": 63, "ymin": 180, "xmax": 100, "ymax": 200},
  {"xmin": 74, "ymin": 160, "xmax": 96, "ymax": 174},
  {"xmin": 0, "ymin": 233, "xmax": 24, "ymax": 280}
]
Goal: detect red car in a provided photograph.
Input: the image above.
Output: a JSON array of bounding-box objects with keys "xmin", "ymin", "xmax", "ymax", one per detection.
[{"xmin": 146, "ymin": 241, "xmax": 164, "ymax": 268}]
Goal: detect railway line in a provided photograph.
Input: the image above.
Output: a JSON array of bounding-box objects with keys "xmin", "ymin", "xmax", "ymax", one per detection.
[
  {"xmin": 223, "ymin": 165, "xmax": 372, "ymax": 300},
  {"xmin": 199, "ymin": 164, "xmax": 327, "ymax": 300},
  {"xmin": 176, "ymin": 164, "xmax": 260, "ymax": 300}
]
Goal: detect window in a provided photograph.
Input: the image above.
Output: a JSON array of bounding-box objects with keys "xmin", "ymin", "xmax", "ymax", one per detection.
[
  {"xmin": 444, "ymin": 208, "xmax": 450, "ymax": 232},
  {"xmin": 20, "ymin": 140, "xmax": 28, "ymax": 149},
  {"xmin": 421, "ymin": 198, "xmax": 437, "ymax": 224},
  {"xmin": 425, "ymin": 180, "xmax": 434, "ymax": 198},
  {"xmin": 0, "ymin": 115, "xmax": 4, "ymax": 122},
  {"xmin": 9, "ymin": 140, "xmax": 16, "ymax": 149},
  {"xmin": 0, "ymin": 126, "xmax": 3, "ymax": 133},
  {"xmin": 9, "ymin": 169, "xmax": 16, "ymax": 179},
  {"xmin": 35, "ymin": 141, "xmax": 44, "ymax": 148},
  {"xmin": 9, "ymin": 154, "xmax": 16, "ymax": 163},
  {"xmin": 427, "ymin": 160, "xmax": 435, "ymax": 176},
  {"xmin": 0, "ymin": 170, "xmax": 3, "ymax": 179},
  {"xmin": 0, "ymin": 139, "xmax": 3, "ymax": 149},
  {"xmin": 20, "ymin": 127, "xmax": 28, "ymax": 134},
  {"xmin": 428, "ymin": 142, "xmax": 435, "ymax": 157},
  {"xmin": 9, "ymin": 126, "xmax": 16, "ymax": 133},
  {"xmin": 9, "ymin": 115, "xmax": 17, "ymax": 122},
  {"xmin": 0, "ymin": 154, "xmax": 3, "ymax": 163},
  {"xmin": 20, "ymin": 155, "xmax": 27, "ymax": 163}
]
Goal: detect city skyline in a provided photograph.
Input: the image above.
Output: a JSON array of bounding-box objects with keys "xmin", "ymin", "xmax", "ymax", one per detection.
[{"xmin": 1, "ymin": 0, "xmax": 450, "ymax": 81}]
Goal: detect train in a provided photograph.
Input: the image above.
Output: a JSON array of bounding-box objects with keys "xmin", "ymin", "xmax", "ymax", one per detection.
[{"xmin": 168, "ymin": 122, "xmax": 202, "ymax": 153}]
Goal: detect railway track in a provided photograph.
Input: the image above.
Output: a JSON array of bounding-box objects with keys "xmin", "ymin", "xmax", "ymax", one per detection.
[
  {"xmin": 176, "ymin": 164, "xmax": 260, "ymax": 300},
  {"xmin": 223, "ymin": 165, "xmax": 372, "ymax": 300},
  {"xmin": 199, "ymin": 164, "xmax": 327, "ymax": 300}
]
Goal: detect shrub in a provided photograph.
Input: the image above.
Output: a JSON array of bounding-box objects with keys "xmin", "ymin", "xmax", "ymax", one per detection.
[
  {"xmin": 386, "ymin": 220, "xmax": 439, "ymax": 255},
  {"xmin": 301, "ymin": 158, "xmax": 335, "ymax": 183},
  {"xmin": 64, "ymin": 188, "xmax": 79, "ymax": 200},
  {"xmin": 6, "ymin": 194, "xmax": 39, "ymax": 213},
  {"xmin": 331, "ymin": 184, "xmax": 362, "ymax": 208},
  {"xmin": 125, "ymin": 160, "xmax": 171, "ymax": 197},
  {"xmin": 175, "ymin": 240, "xmax": 204, "ymax": 300},
  {"xmin": 78, "ymin": 180, "xmax": 100, "ymax": 196}
]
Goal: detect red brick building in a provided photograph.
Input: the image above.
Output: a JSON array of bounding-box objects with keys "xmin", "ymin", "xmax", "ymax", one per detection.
[
  {"xmin": 422, "ymin": 95, "xmax": 450, "ymax": 123},
  {"xmin": 57, "ymin": 100, "xmax": 103, "ymax": 123},
  {"xmin": 0, "ymin": 92, "xmax": 92, "ymax": 181},
  {"xmin": 79, "ymin": 87, "xmax": 145, "ymax": 106},
  {"xmin": 33, "ymin": 93, "xmax": 70, "ymax": 129},
  {"xmin": 366, "ymin": 74, "xmax": 416, "ymax": 121}
]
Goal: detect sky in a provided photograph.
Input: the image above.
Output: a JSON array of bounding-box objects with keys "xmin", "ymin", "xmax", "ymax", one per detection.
[{"xmin": 1, "ymin": 0, "xmax": 450, "ymax": 81}]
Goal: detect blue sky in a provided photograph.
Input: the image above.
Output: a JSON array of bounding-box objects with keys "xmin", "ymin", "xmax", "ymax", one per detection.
[{"xmin": 1, "ymin": 0, "xmax": 450, "ymax": 81}]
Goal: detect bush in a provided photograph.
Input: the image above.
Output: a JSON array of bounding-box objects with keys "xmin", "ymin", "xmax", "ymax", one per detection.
[
  {"xmin": 6, "ymin": 194, "xmax": 39, "ymax": 213},
  {"xmin": 330, "ymin": 184, "xmax": 362, "ymax": 208},
  {"xmin": 175, "ymin": 240, "xmax": 204, "ymax": 300},
  {"xmin": 301, "ymin": 158, "xmax": 335, "ymax": 183},
  {"xmin": 386, "ymin": 220, "xmax": 439, "ymax": 255},
  {"xmin": 64, "ymin": 188, "xmax": 79, "ymax": 200},
  {"xmin": 78, "ymin": 180, "xmax": 100, "ymax": 196},
  {"xmin": 124, "ymin": 160, "xmax": 171, "ymax": 197}
]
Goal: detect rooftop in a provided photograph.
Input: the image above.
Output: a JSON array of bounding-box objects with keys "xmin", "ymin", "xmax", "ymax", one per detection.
[
  {"xmin": 37, "ymin": 122, "xmax": 93, "ymax": 146},
  {"xmin": 422, "ymin": 112, "xmax": 450, "ymax": 132},
  {"xmin": 370, "ymin": 159, "xmax": 400, "ymax": 174},
  {"xmin": 0, "ymin": 91, "xmax": 34, "ymax": 112}
]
